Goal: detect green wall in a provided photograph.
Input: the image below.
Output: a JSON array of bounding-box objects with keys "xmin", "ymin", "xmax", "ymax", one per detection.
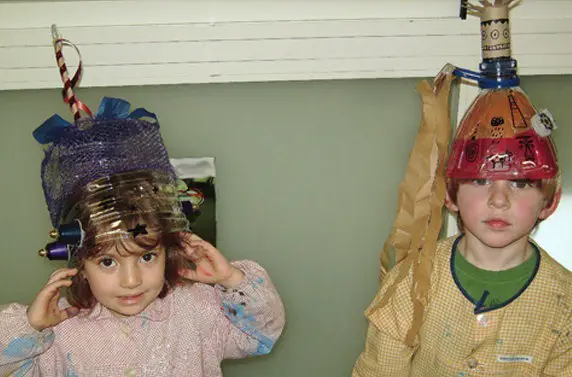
[
  {"xmin": 519, "ymin": 77, "xmax": 572, "ymax": 190},
  {"xmin": 0, "ymin": 76, "xmax": 570, "ymax": 376}
]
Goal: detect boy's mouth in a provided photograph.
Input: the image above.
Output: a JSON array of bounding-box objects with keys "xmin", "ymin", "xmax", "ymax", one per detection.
[{"xmin": 484, "ymin": 219, "xmax": 510, "ymax": 229}]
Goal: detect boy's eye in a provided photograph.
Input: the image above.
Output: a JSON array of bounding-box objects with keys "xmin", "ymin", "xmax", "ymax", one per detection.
[
  {"xmin": 99, "ymin": 258, "xmax": 116, "ymax": 268},
  {"xmin": 510, "ymin": 180, "xmax": 534, "ymax": 189},
  {"xmin": 140, "ymin": 252, "xmax": 157, "ymax": 263},
  {"xmin": 473, "ymin": 178, "xmax": 491, "ymax": 186}
]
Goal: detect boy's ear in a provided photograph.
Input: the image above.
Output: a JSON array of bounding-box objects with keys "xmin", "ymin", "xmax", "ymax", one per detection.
[
  {"xmin": 539, "ymin": 188, "xmax": 561, "ymax": 220},
  {"xmin": 445, "ymin": 191, "xmax": 459, "ymax": 213}
]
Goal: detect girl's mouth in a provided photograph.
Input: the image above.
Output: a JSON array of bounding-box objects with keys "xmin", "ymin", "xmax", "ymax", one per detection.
[{"xmin": 118, "ymin": 292, "xmax": 144, "ymax": 304}]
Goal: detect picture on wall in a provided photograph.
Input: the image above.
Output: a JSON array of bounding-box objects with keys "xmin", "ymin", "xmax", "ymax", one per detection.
[{"xmin": 170, "ymin": 157, "xmax": 217, "ymax": 246}]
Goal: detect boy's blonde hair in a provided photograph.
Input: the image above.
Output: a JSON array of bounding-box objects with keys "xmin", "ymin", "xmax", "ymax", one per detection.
[{"xmin": 446, "ymin": 175, "xmax": 561, "ymax": 231}]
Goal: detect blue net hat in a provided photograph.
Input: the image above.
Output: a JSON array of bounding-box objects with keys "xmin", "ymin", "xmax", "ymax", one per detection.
[{"xmin": 34, "ymin": 97, "xmax": 189, "ymax": 260}]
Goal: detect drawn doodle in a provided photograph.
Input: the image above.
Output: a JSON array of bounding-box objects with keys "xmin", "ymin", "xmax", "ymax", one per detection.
[
  {"xmin": 465, "ymin": 142, "xmax": 479, "ymax": 163},
  {"xmin": 517, "ymin": 136, "xmax": 536, "ymax": 161},
  {"xmin": 490, "ymin": 117, "xmax": 504, "ymax": 127}
]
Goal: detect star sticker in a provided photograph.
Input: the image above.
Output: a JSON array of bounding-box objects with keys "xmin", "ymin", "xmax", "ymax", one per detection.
[{"xmin": 127, "ymin": 224, "xmax": 148, "ymax": 237}]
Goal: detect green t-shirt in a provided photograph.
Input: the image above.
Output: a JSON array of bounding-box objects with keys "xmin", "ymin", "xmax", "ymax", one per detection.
[{"xmin": 453, "ymin": 241, "xmax": 539, "ymax": 312}]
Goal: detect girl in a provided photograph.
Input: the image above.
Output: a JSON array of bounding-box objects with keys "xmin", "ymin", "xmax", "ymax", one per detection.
[
  {"xmin": 0, "ymin": 173, "xmax": 285, "ymax": 376},
  {"xmin": 0, "ymin": 94, "xmax": 285, "ymax": 376}
]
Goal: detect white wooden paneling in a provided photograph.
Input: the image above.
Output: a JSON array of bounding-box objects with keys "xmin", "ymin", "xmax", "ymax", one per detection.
[{"xmin": 0, "ymin": 0, "xmax": 571, "ymax": 89}]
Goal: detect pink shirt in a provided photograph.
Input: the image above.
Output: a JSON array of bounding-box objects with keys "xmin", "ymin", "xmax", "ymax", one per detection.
[{"xmin": 0, "ymin": 261, "xmax": 285, "ymax": 377}]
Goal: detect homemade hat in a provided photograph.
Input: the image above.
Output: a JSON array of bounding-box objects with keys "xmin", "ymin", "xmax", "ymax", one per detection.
[{"xmin": 35, "ymin": 28, "xmax": 187, "ymax": 260}]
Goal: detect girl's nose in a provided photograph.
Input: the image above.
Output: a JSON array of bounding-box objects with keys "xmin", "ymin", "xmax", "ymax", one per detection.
[{"xmin": 120, "ymin": 264, "xmax": 142, "ymax": 288}]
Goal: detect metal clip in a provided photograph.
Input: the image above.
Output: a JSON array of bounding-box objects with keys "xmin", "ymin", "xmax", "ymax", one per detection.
[
  {"xmin": 433, "ymin": 63, "xmax": 456, "ymax": 95},
  {"xmin": 51, "ymin": 24, "xmax": 62, "ymax": 41}
]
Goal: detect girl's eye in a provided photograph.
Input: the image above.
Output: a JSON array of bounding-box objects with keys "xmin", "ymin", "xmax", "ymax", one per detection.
[
  {"xmin": 473, "ymin": 178, "xmax": 491, "ymax": 186},
  {"xmin": 99, "ymin": 258, "xmax": 116, "ymax": 268},
  {"xmin": 140, "ymin": 253, "xmax": 157, "ymax": 263}
]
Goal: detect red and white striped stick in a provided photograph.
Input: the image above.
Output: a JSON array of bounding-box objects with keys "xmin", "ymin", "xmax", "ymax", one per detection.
[{"xmin": 51, "ymin": 25, "xmax": 92, "ymax": 120}]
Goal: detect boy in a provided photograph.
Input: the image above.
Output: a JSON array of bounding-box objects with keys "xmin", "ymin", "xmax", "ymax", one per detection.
[{"xmin": 352, "ymin": 88, "xmax": 571, "ymax": 376}]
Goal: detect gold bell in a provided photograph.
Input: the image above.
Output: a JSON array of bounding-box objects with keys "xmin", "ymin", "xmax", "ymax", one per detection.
[{"xmin": 49, "ymin": 229, "xmax": 59, "ymax": 239}]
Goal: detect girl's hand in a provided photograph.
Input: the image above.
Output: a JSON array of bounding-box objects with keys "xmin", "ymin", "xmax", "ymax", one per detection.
[
  {"xmin": 178, "ymin": 233, "xmax": 245, "ymax": 288},
  {"xmin": 27, "ymin": 268, "xmax": 80, "ymax": 332}
]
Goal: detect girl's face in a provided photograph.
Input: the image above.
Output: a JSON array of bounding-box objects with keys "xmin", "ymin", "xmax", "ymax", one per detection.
[{"xmin": 82, "ymin": 242, "xmax": 166, "ymax": 317}]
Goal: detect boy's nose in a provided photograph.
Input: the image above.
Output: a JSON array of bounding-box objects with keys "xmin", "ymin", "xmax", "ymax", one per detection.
[
  {"xmin": 488, "ymin": 181, "xmax": 510, "ymax": 209},
  {"xmin": 120, "ymin": 265, "xmax": 142, "ymax": 288}
]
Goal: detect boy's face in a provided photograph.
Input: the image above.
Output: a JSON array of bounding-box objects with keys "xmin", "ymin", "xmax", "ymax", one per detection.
[
  {"xmin": 446, "ymin": 179, "xmax": 554, "ymax": 249},
  {"xmin": 82, "ymin": 242, "xmax": 166, "ymax": 317}
]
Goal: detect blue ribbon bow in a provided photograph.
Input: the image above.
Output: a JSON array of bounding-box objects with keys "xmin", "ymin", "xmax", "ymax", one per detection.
[{"xmin": 33, "ymin": 97, "xmax": 157, "ymax": 144}]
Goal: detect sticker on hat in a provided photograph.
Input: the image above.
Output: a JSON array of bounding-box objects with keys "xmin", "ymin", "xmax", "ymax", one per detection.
[{"xmin": 531, "ymin": 109, "xmax": 557, "ymax": 137}]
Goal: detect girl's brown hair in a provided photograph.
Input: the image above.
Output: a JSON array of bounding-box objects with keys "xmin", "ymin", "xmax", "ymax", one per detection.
[
  {"xmin": 67, "ymin": 232, "xmax": 189, "ymax": 309},
  {"xmin": 64, "ymin": 172, "xmax": 190, "ymax": 309}
]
